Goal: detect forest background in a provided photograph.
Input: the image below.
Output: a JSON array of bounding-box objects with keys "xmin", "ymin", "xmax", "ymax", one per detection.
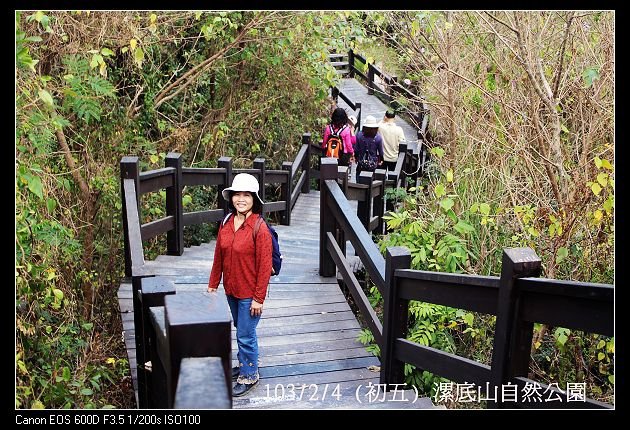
[{"xmin": 15, "ymin": 11, "xmax": 614, "ymax": 408}]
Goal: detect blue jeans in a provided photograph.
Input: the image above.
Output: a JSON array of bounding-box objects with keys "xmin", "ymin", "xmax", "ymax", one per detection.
[{"xmin": 226, "ymin": 295, "xmax": 261, "ymax": 384}]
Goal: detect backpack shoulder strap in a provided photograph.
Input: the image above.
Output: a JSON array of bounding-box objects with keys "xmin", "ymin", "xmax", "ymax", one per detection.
[
  {"xmin": 221, "ymin": 212, "xmax": 232, "ymax": 228},
  {"xmin": 252, "ymin": 216, "xmax": 265, "ymax": 240}
]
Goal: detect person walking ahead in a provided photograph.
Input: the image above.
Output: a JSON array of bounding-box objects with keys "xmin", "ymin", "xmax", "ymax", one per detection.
[
  {"xmin": 379, "ymin": 109, "xmax": 406, "ymax": 172},
  {"xmin": 354, "ymin": 115, "xmax": 384, "ymax": 177},
  {"xmin": 208, "ymin": 173, "xmax": 272, "ymax": 397},
  {"xmin": 322, "ymin": 107, "xmax": 356, "ymax": 167}
]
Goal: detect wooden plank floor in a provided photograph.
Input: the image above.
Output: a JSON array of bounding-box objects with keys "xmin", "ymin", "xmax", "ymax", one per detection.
[{"xmin": 118, "ymin": 191, "xmax": 438, "ymax": 409}]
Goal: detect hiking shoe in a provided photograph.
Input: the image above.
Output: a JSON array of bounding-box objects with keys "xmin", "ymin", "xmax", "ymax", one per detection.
[{"xmin": 233, "ymin": 380, "xmax": 258, "ymax": 397}]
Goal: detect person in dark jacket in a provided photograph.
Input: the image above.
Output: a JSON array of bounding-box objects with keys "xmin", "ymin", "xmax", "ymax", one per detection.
[{"xmin": 354, "ymin": 115, "xmax": 384, "ymax": 177}]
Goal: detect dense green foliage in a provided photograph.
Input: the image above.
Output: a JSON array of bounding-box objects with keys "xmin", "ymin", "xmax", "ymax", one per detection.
[
  {"xmin": 16, "ymin": 10, "xmax": 365, "ymax": 408},
  {"xmin": 355, "ymin": 11, "xmax": 614, "ymax": 405}
]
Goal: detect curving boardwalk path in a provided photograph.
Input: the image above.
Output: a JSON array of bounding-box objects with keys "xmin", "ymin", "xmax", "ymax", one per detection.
[
  {"xmin": 118, "ymin": 191, "xmax": 438, "ymax": 409},
  {"xmin": 336, "ymin": 78, "xmax": 419, "ymax": 143}
]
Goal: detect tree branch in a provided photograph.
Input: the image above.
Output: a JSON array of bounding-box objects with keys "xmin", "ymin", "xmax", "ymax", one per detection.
[{"xmin": 153, "ymin": 17, "xmax": 259, "ymax": 109}]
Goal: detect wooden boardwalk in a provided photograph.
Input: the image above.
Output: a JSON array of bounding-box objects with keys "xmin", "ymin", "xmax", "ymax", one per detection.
[
  {"xmin": 118, "ymin": 191, "xmax": 438, "ymax": 409},
  {"xmin": 337, "ymin": 78, "xmax": 419, "ymax": 143}
]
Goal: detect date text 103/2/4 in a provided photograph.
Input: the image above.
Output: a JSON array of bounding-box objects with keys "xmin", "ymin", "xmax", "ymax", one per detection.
[{"xmin": 264, "ymin": 383, "xmax": 342, "ymax": 401}]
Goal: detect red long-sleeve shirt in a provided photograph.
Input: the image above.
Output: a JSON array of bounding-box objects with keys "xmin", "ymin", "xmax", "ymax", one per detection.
[{"xmin": 208, "ymin": 213, "xmax": 272, "ymax": 304}]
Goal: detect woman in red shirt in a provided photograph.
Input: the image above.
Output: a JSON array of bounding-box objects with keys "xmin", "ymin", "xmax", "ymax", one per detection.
[{"xmin": 208, "ymin": 173, "xmax": 272, "ymax": 397}]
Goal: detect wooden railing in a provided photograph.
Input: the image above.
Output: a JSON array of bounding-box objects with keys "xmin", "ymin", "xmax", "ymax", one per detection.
[
  {"xmin": 318, "ymin": 157, "xmax": 614, "ymax": 409},
  {"xmin": 120, "ymin": 133, "xmax": 316, "ymax": 408}
]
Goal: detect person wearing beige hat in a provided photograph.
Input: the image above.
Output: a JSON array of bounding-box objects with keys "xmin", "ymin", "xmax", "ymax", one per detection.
[
  {"xmin": 354, "ymin": 115, "xmax": 384, "ymax": 177},
  {"xmin": 208, "ymin": 173, "xmax": 273, "ymax": 397},
  {"xmin": 379, "ymin": 109, "xmax": 406, "ymax": 172}
]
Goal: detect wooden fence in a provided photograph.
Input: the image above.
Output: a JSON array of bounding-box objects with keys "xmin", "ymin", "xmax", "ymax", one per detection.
[{"xmin": 318, "ymin": 157, "xmax": 614, "ymax": 409}]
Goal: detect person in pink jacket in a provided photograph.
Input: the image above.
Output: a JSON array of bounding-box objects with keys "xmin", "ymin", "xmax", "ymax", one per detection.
[{"xmin": 322, "ymin": 107, "xmax": 356, "ymax": 167}]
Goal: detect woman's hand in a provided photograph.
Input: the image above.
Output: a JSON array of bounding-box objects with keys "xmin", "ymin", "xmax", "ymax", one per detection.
[
  {"xmin": 250, "ymin": 300, "xmax": 263, "ymax": 317},
  {"xmin": 207, "ymin": 287, "xmax": 217, "ymax": 293}
]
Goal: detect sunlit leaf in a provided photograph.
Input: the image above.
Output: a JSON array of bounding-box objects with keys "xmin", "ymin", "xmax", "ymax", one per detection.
[
  {"xmin": 597, "ymin": 173, "xmax": 608, "ymax": 187},
  {"xmin": 434, "ymin": 183, "xmax": 445, "ymax": 198},
  {"xmin": 28, "ymin": 175, "xmax": 43, "ymax": 199},
  {"xmin": 555, "ymin": 247, "xmax": 568, "ymax": 264},
  {"xmin": 134, "ymin": 47, "xmax": 144, "ymax": 68},
  {"xmin": 591, "ymin": 183, "xmax": 602, "ymax": 196},
  {"xmin": 603, "ymin": 196, "xmax": 613, "ymax": 213},
  {"xmin": 431, "ymin": 147, "xmax": 445, "ymax": 159},
  {"xmin": 527, "ymin": 227, "xmax": 539, "ymax": 237},
  {"xmin": 583, "ymin": 67, "xmax": 600, "ymax": 87},
  {"xmin": 463, "ymin": 313, "xmax": 474, "ymax": 326},
  {"xmin": 440, "ymin": 198, "xmax": 454, "ymax": 211},
  {"xmin": 454, "ymin": 219, "xmax": 475, "ymax": 234},
  {"xmin": 38, "ymin": 89, "xmax": 54, "ymax": 107},
  {"xmin": 446, "ymin": 169, "xmax": 453, "ymax": 182}
]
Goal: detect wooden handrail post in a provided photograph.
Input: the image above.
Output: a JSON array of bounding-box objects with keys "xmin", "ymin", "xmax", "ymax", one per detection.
[
  {"xmin": 418, "ymin": 136, "xmax": 427, "ymax": 178},
  {"xmin": 175, "ymin": 358, "xmax": 231, "ymax": 409},
  {"xmin": 380, "ymin": 246, "xmax": 411, "ymax": 387},
  {"xmin": 357, "ymin": 171, "xmax": 374, "ymax": 231},
  {"xmin": 165, "ymin": 293, "xmax": 232, "ymax": 408},
  {"xmin": 390, "ymin": 75, "xmax": 398, "ymax": 105},
  {"xmin": 348, "ymin": 48, "xmax": 355, "ymax": 78},
  {"xmin": 490, "ymin": 248, "xmax": 541, "ymax": 408},
  {"xmin": 367, "ymin": 63, "xmax": 375, "ymax": 95},
  {"xmin": 355, "ymin": 102, "xmax": 362, "ymax": 130},
  {"xmin": 253, "ymin": 158, "xmax": 266, "ymax": 212},
  {"xmin": 140, "ymin": 277, "xmax": 176, "ymax": 408},
  {"xmin": 120, "ymin": 156, "xmax": 140, "ymax": 278},
  {"xmin": 331, "ymin": 86, "xmax": 339, "ymax": 103},
  {"xmin": 336, "ymin": 165, "xmax": 349, "ymax": 259},
  {"xmin": 319, "ymin": 157, "xmax": 338, "ymax": 277},
  {"xmin": 373, "ymin": 168, "xmax": 386, "ymax": 235},
  {"xmin": 165, "ymin": 153, "xmax": 183, "ymax": 256},
  {"xmin": 302, "ymin": 133, "xmax": 311, "ymax": 193},
  {"xmin": 217, "ymin": 157, "xmax": 232, "ymax": 215},
  {"xmin": 281, "ymin": 161, "xmax": 292, "ymax": 225},
  {"xmin": 401, "ymin": 146, "xmax": 413, "ymax": 190},
  {"xmin": 131, "ymin": 275, "xmax": 148, "ymax": 408},
  {"xmin": 338, "ymin": 165, "xmax": 349, "ymax": 195}
]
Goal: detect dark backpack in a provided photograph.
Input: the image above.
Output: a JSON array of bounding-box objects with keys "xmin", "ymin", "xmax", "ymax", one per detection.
[
  {"xmin": 325, "ymin": 124, "xmax": 347, "ymax": 159},
  {"xmin": 221, "ymin": 213, "xmax": 282, "ymax": 276}
]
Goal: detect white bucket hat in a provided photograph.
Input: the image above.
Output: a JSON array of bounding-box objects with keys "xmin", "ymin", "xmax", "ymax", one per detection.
[
  {"xmin": 348, "ymin": 115, "xmax": 357, "ymax": 126},
  {"xmin": 362, "ymin": 115, "xmax": 379, "ymax": 128},
  {"xmin": 221, "ymin": 173, "xmax": 264, "ymax": 205}
]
